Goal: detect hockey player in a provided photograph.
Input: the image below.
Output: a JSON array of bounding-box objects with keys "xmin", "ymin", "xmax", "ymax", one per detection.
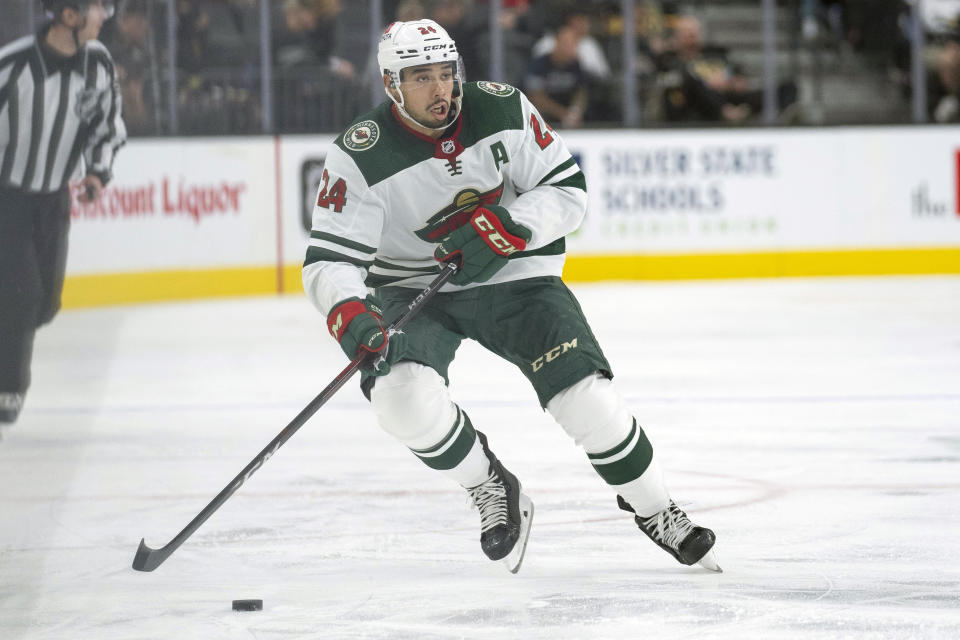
[
  {"xmin": 302, "ymin": 19, "xmax": 719, "ymax": 573},
  {"xmin": 0, "ymin": 0, "xmax": 125, "ymax": 426}
]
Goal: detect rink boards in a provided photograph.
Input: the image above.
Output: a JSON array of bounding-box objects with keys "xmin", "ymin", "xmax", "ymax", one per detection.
[{"xmin": 62, "ymin": 126, "xmax": 960, "ymax": 307}]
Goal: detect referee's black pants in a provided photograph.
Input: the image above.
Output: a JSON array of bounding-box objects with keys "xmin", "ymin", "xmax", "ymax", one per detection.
[{"xmin": 0, "ymin": 186, "xmax": 71, "ymax": 396}]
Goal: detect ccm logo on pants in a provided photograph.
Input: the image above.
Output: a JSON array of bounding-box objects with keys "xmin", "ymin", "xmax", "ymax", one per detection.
[{"xmin": 531, "ymin": 338, "xmax": 578, "ymax": 372}]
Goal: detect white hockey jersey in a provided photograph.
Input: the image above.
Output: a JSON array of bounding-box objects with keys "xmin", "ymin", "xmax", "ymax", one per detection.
[{"xmin": 302, "ymin": 81, "xmax": 587, "ymax": 317}]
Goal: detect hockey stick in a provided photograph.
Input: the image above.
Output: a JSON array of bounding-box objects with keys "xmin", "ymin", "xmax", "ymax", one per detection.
[{"xmin": 132, "ymin": 261, "xmax": 458, "ymax": 572}]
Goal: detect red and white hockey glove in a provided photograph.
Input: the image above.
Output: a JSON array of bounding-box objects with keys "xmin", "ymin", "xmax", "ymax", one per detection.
[
  {"xmin": 327, "ymin": 295, "xmax": 406, "ymax": 375},
  {"xmin": 434, "ymin": 204, "xmax": 531, "ymax": 286}
]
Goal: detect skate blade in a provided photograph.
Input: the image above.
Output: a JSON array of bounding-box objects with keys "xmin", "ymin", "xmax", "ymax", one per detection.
[
  {"xmin": 503, "ymin": 494, "xmax": 534, "ymax": 574},
  {"xmin": 697, "ymin": 549, "xmax": 722, "ymax": 573}
]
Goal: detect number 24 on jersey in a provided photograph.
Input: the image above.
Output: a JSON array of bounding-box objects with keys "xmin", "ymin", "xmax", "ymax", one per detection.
[{"xmin": 316, "ymin": 169, "xmax": 348, "ymax": 213}]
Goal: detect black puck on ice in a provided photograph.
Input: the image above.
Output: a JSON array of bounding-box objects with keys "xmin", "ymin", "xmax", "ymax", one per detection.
[{"xmin": 232, "ymin": 599, "xmax": 263, "ymax": 612}]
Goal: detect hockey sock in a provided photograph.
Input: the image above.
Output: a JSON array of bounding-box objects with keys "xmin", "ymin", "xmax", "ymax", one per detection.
[
  {"xmin": 548, "ymin": 374, "xmax": 670, "ymax": 516},
  {"xmin": 409, "ymin": 407, "xmax": 492, "ymax": 488},
  {"xmin": 370, "ymin": 362, "xmax": 491, "ymax": 488},
  {"xmin": 608, "ymin": 452, "xmax": 670, "ymax": 517}
]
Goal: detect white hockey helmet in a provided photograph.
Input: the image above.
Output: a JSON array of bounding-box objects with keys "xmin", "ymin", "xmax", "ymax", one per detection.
[{"xmin": 377, "ymin": 19, "xmax": 464, "ymax": 129}]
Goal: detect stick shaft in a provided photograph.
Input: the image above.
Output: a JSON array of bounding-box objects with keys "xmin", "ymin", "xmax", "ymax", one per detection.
[{"xmin": 133, "ymin": 263, "xmax": 457, "ymax": 571}]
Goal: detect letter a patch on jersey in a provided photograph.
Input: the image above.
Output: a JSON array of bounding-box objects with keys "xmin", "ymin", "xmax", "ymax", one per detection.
[{"xmin": 490, "ymin": 141, "xmax": 509, "ymax": 171}]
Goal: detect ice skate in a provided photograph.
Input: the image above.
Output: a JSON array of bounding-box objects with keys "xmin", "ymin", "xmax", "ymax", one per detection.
[
  {"xmin": 467, "ymin": 432, "xmax": 534, "ymax": 573},
  {"xmin": 0, "ymin": 393, "xmax": 23, "ymax": 424},
  {"xmin": 617, "ymin": 495, "xmax": 721, "ymax": 572}
]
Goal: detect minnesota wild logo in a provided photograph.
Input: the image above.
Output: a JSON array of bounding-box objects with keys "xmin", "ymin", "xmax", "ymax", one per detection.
[
  {"xmin": 477, "ymin": 81, "xmax": 515, "ymax": 97},
  {"xmin": 415, "ymin": 182, "xmax": 505, "ymax": 241},
  {"xmin": 343, "ymin": 120, "xmax": 380, "ymax": 151}
]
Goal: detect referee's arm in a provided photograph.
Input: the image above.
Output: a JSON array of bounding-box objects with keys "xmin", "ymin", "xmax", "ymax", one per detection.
[
  {"xmin": 83, "ymin": 51, "xmax": 127, "ymax": 187},
  {"xmin": 0, "ymin": 43, "xmax": 25, "ymax": 134}
]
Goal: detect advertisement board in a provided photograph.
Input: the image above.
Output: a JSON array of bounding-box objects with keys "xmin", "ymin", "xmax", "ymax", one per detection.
[
  {"xmin": 61, "ymin": 127, "xmax": 960, "ymax": 307},
  {"xmin": 67, "ymin": 138, "xmax": 277, "ymax": 274},
  {"xmin": 561, "ymin": 127, "xmax": 960, "ymax": 254}
]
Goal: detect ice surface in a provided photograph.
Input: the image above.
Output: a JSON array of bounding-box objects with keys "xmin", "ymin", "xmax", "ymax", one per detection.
[{"xmin": 1, "ymin": 276, "xmax": 959, "ymax": 639}]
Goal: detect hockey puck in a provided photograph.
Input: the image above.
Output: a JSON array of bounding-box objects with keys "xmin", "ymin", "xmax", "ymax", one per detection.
[{"xmin": 232, "ymin": 599, "xmax": 263, "ymax": 612}]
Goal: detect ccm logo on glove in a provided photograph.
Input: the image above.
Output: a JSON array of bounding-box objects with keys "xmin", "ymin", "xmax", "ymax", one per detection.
[
  {"xmin": 472, "ymin": 211, "xmax": 525, "ymax": 256},
  {"xmin": 434, "ymin": 205, "xmax": 532, "ymax": 286}
]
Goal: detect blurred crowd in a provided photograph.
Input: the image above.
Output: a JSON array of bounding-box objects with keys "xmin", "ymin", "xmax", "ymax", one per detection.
[
  {"xmin": 899, "ymin": 0, "xmax": 960, "ymax": 122},
  {"xmin": 7, "ymin": 0, "xmax": 958, "ymax": 135}
]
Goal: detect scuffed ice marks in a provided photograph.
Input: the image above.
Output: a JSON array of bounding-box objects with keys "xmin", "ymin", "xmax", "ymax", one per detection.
[
  {"xmin": 3, "ymin": 277, "xmax": 960, "ymax": 639},
  {"xmin": 201, "ymin": 526, "xmax": 276, "ymax": 543}
]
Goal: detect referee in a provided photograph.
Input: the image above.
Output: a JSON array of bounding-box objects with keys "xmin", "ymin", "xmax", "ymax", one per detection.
[{"xmin": 1, "ymin": 0, "xmax": 126, "ymax": 425}]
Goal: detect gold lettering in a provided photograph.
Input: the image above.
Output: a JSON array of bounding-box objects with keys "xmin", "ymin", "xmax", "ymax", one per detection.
[
  {"xmin": 331, "ymin": 313, "xmax": 343, "ymax": 339},
  {"xmin": 474, "ymin": 214, "xmax": 493, "ymax": 232},
  {"xmin": 488, "ymin": 232, "xmax": 516, "ymax": 254},
  {"xmin": 531, "ymin": 338, "xmax": 579, "ymax": 372}
]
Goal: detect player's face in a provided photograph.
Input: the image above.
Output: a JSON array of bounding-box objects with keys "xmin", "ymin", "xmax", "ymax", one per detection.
[{"xmin": 398, "ymin": 63, "xmax": 455, "ymax": 128}]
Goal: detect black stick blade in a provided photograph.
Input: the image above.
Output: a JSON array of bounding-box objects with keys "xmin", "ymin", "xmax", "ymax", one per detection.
[{"xmin": 132, "ymin": 538, "xmax": 168, "ymax": 572}]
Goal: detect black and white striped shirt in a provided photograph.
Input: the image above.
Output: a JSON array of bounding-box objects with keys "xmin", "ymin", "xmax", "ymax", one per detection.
[{"xmin": 0, "ymin": 27, "xmax": 126, "ymax": 194}]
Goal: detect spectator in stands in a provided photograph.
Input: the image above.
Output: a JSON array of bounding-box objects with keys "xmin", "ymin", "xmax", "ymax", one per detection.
[
  {"xmin": 272, "ymin": 0, "xmax": 360, "ymax": 132},
  {"xmin": 430, "ymin": 0, "xmax": 484, "ymax": 79},
  {"xmin": 930, "ymin": 38, "xmax": 960, "ymax": 122},
  {"xmin": 658, "ymin": 15, "xmax": 797, "ymax": 124},
  {"xmin": 891, "ymin": 0, "xmax": 960, "ymax": 121},
  {"xmin": 921, "ymin": 0, "xmax": 960, "ymax": 121},
  {"xmin": 274, "ymin": 0, "xmax": 354, "ymax": 79},
  {"xmin": 176, "ymin": 0, "xmax": 210, "ymax": 73},
  {"xmin": 175, "ymin": 0, "xmax": 261, "ymax": 133},
  {"xmin": 485, "ymin": 0, "xmax": 537, "ymax": 41},
  {"xmin": 530, "ymin": 4, "xmax": 616, "ymax": 122},
  {"xmin": 636, "ymin": 0, "xmax": 671, "ymax": 59},
  {"xmin": 449, "ymin": 0, "xmax": 537, "ymax": 87},
  {"xmin": 532, "ymin": 5, "xmax": 611, "ymax": 82},
  {"xmin": 524, "ymin": 24, "xmax": 590, "ymax": 128},
  {"xmin": 394, "ymin": 0, "xmax": 428, "ymax": 21},
  {"xmin": 103, "ymin": 0, "xmax": 154, "ymax": 135},
  {"xmin": 801, "ymin": 0, "xmax": 852, "ymax": 44},
  {"xmin": 596, "ymin": 0, "xmax": 670, "ymax": 68},
  {"xmin": 920, "ymin": 0, "xmax": 960, "ymax": 37}
]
